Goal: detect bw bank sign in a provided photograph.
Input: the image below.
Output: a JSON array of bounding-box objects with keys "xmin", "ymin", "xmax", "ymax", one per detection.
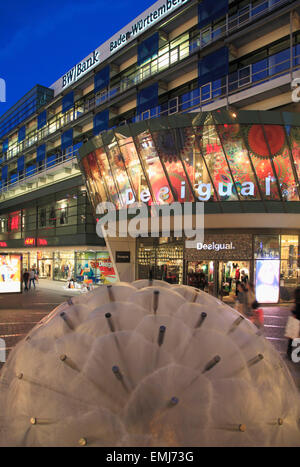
[{"xmin": 0, "ymin": 78, "xmax": 5, "ymax": 102}]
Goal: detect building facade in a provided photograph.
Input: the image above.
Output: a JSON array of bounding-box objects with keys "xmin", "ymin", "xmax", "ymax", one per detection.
[{"xmin": 0, "ymin": 0, "xmax": 300, "ymax": 294}]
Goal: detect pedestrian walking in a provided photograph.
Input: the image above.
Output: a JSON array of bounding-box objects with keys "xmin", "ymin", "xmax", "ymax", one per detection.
[
  {"xmin": 285, "ymin": 287, "xmax": 300, "ymax": 360},
  {"xmin": 249, "ymin": 300, "xmax": 264, "ymax": 331},
  {"xmin": 235, "ymin": 281, "xmax": 245, "ymax": 314},
  {"xmin": 23, "ymin": 269, "xmax": 29, "ymax": 291},
  {"xmin": 242, "ymin": 282, "xmax": 256, "ymax": 318},
  {"xmin": 29, "ymin": 269, "xmax": 36, "ymax": 290}
]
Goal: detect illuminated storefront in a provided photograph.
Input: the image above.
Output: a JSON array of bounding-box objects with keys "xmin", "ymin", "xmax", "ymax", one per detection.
[
  {"xmin": 78, "ymin": 110, "xmax": 300, "ymax": 303},
  {"xmin": 78, "ymin": 111, "xmax": 300, "ymax": 209},
  {"xmin": 1, "ymin": 247, "xmax": 117, "ymax": 285}
]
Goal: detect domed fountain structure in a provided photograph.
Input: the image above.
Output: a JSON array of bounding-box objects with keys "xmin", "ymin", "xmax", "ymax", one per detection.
[{"xmin": 0, "ymin": 281, "xmax": 299, "ymax": 447}]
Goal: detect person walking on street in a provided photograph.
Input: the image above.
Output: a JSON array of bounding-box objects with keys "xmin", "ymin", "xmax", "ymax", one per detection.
[
  {"xmin": 23, "ymin": 269, "xmax": 29, "ymax": 291},
  {"xmin": 286, "ymin": 287, "xmax": 300, "ymax": 360},
  {"xmin": 29, "ymin": 269, "xmax": 36, "ymax": 290}
]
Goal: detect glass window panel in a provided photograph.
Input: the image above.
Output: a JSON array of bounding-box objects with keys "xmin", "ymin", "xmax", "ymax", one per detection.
[
  {"xmin": 252, "ymin": 59, "xmax": 268, "ymax": 83},
  {"xmin": 217, "ymin": 124, "xmax": 261, "ymax": 200},
  {"xmin": 80, "ymin": 157, "xmax": 98, "ymax": 210},
  {"xmin": 86, "ymin": 152, "xmax": 108, "ymax": 204},
  {"xmin": 197, "ymin": 124, "xmax": 238, "ymax": 201},
  {"xmin": 264, "ymin": 126, "xmax": 299, "ymax": 201},
  {"xmin": 244, "ymin": 124, "xmax": 281, "ymax": 200},
  {"xmin": 94, "ymin": 147, "xmax": 121, "ymax": 208},
  {"xmin": 105, "ymin": 140, "xmax": 133, "ymax": 207},
  {"xmin": 134, "ymin": 130, "xmax": 174, "ymax": 204},
  {"xmin": 151, "ymin": 130, "xmax": 194, "ymax": 202},
  {"xmin": 280, "ymin": 235, "xmax": 299, "ymax": 287},
  {"xmin": 193, "ymin": 126, "xmax": 216, "ymax": 201},
  {"xmin": 288, "ymin": 126, "xmax": 300, "ymax": 183},
  {"xmin": 254, "ymin": 235, "xmax": 280, "ymax": 259},
  {"xmin": 116, "ymin": 134, "xmax": 149, "ymax": 204},
  {"xmin": 268, "ymin": 49, "xmax": 290, "ymax": 76},
  {"xmin": 212, "ymin": 78, "xmax": 226, "ymax": 98},
  {"xmin": 201, "ymin": 83, "xmax": 211, "ymax": 102}
]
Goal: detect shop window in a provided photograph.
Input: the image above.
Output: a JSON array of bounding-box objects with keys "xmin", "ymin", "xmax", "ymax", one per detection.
[
  {"xmin": 49, "ymin": 206, "xmax": 56, "ymax": 226},
  {"xmin": 54, "ymin": 252, "xmax": 75, "ymax": 281},
  {"xmin": 254, "ymin": 235, "xmax": 280, "ymax": 259},
  {"xmin": 0, "ymin": 216, "xmax": 8, "ymax": 233},
  {"xmin": 280, "ymin": 235, "xmax": 300, "ymax": 288},
  {"xmin": 75, "ymin": 251, "xmax": 117, "ymax": 285},
  {"xmin": 59, "ymin": 207, "xmax": 68, "ymax": 225},
  {"xmin": 39, "ymin": 208, "xmax": 46, "ymax": 227},
  {"xmin": 8, "ymin": 211, "xmax": 21, "ymax": 232}
]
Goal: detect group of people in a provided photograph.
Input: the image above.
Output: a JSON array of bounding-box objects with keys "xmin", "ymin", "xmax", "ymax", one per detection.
[
  {"xmin": 23, "ymin": 268, "xmax": 38, "ymax": 291},
  {"xmin": 235, "ymin": 281, "xmax": 264, "ymax": 330}
]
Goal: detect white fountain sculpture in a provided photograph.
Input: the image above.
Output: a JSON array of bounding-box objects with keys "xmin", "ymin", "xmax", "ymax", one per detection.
[{"xmin": 0, "ymin": 280, "xmax": 299, "ymax": 447}]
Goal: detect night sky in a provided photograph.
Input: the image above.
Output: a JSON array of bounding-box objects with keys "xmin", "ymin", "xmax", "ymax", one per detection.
[{"xmin": 0, "ymin": 0, "xmax": 155, "ymax": 117}]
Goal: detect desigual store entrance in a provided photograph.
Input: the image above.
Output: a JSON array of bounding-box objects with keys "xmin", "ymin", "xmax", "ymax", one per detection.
[{"xmin": 185, "ymin": 234, "xmax": 253, "ymax": 301}]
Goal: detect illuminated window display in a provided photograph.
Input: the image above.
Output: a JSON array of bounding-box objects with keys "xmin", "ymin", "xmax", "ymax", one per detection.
[
  {"xmin": 280, "ymin": 235, "xmax": 300, "ymax": 288},
  {"xmin": 0, "ymin": 254, "xmax": 22, "ymax": 294},
  {"xmin": 75, "ymin": 251, "xmax": 117, "ymax": 285},
  {"xmin": 54, "ymin": 251, "xmax": 75, "ymax": 281},
  {"xmin": 78, "ymin": 112, "xmax": 300, "ymax": 209}
]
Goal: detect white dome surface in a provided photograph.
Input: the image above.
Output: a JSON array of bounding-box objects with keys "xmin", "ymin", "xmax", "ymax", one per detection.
[{"xmin": 0, "ymin": 281, "xmax": 299, "ymax": 447}]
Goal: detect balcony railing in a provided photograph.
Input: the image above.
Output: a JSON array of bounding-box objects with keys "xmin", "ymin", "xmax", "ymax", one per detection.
[
  {"xmin": 0, "ymin": 147, "xmax": 79, "ymax": 197},
  {"xmin": 0, "ymin": 0, "xmax": 293, "ymax": 163}
]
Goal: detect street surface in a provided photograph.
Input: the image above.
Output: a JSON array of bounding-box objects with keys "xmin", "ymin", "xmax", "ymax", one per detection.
[{"xmin": 0, "ymin": 281, "xmax": 299, "ymax": 390}]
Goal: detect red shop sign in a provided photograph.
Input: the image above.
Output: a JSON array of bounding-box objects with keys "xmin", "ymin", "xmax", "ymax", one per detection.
[{"xmin": 25, "ymin": 238, "xmax": 36, "ymax": 246}]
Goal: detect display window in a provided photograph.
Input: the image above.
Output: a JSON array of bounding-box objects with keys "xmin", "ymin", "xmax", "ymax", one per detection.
[
  {"xmin": 218, "ymin": 260, "xmax": 250, "ymax": 300},
  {"xmin": 217, "ymin": 124, "xmax": 261, "ymax": 200},
  {"xmin": 116, "ymin": 134, "xmax": 149, "ymax": 201},
  {"xmin": 198, "ymin": 122, "xmax": 239, "ymax": 201},
  {"xmin": 280, "ymin": 235, "xmax": 300, "ymax": 288},
  {"xmin": 95, "ymin": 147, "xmax": 121, "ymax": 208},
  {"xmin": 244, "ymin": 124, "xmax": 281, "ymax": 200},
  {"xmin": 151, "ymin": 129, "xmax": 195, "ymax": 202},
  {"xmin": 187, "ymin": 261, "xmax": 214, "ymax": 294},
  {"xmin": 75, "ymin": 251, "xmax": 117, "ymax": 285},
  {"xmin": 254, "ymin": 235, "xmax": 280, "ymax": 259},
  {"xmin": 134, "ymin": 130, "xmax": 174, "ymax": 204},
  {"xmin": 156, "ymin": 244, "xmax": 183, "ymax": 284},
  {"xmin": 54, "ymin": 252, "xmax": 75, "ymax": 281}
]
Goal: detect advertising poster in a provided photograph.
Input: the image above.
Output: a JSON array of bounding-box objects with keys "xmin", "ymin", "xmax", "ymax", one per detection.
[
  {"xmin": 0, "ymin": 254, "xmax": 22, "ymax": 294},
  {"xmin": 255, "ymin": 259, "xmax": 280, "ymax": 304}
]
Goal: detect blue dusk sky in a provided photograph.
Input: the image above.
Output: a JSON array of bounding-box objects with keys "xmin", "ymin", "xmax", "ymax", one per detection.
[{"xmin": 0, "ymin": 0, "xmax": 155, "ymax": 117}]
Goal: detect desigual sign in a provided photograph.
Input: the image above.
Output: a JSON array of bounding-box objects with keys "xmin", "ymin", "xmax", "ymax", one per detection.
[{"xmin": 197, "ymin": 242, "xmax": 235, "ymax": 251}]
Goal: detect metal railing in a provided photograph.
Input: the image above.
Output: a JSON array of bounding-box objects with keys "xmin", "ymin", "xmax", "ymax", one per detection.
[
  {"xmin": 0, "ymin": 0, "xmax": 292, "ymax": 164},
  {"xmin": 0, "ymin": 148, "xmax": 79, "ymax": 196}
]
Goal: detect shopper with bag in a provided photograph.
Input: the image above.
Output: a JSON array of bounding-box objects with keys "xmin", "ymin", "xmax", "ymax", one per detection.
[{"xmin": 285, "ymin": 287, "xmax": 300, "ymax": 360}]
